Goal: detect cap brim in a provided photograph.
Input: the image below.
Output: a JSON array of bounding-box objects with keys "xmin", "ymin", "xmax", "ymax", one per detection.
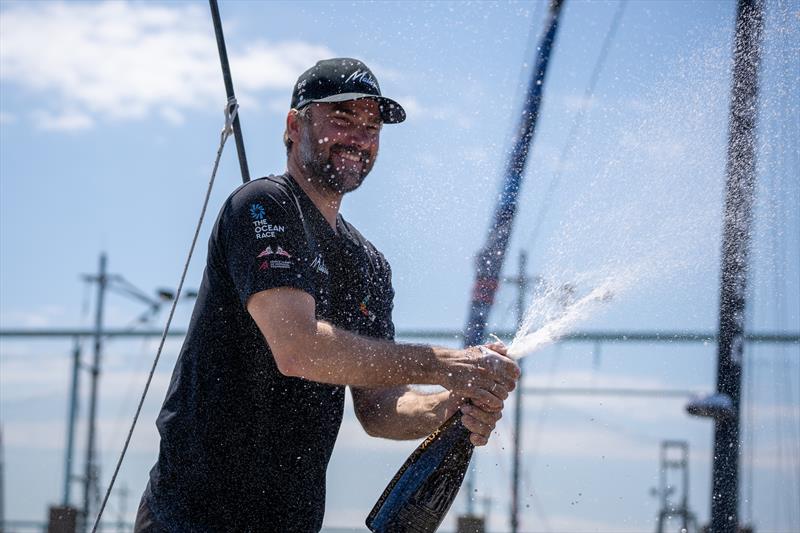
[{"xmin": 298, "ymin": 93, "xmax": 406, "ymax": 124}]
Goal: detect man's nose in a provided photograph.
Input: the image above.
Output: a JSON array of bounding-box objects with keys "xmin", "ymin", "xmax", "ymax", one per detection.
[{"xmin": 348, "ymin": 127, "xmax": 375, "ymax": 150}]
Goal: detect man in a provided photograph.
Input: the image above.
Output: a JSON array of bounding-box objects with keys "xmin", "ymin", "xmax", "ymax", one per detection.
[{"xmin": 135, "ymin": 58, "xmax": 519, "ymax": 532}]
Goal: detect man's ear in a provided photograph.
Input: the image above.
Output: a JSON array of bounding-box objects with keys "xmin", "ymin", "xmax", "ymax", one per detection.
[{"xmin": 286, "ymin": 109, "xmax": 302, "ymax": 145}]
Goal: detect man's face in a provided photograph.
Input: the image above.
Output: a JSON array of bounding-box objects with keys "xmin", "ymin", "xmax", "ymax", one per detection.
[{"xmin": 296, "ymin": 99, "xmax": 382, "ymax": 194}]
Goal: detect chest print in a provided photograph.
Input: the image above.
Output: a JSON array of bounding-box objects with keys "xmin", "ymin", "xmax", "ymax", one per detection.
[
  {"xmin": 311, "ymin": 253, "xmax": 329, "ymax": 275},
  {"xmin": 359, "ymin": 294, "xmax": 377, "ymax": 323}
]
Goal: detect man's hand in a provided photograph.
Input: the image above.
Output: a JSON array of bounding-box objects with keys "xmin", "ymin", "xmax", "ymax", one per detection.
[{"xmin": 441, "ymin": 341, "xmax": 519, "ymax": 446}]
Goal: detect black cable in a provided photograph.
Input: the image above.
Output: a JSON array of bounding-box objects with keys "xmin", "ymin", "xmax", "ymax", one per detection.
[{"xmin": 209, "ymin": 0, "xmax": 250, "ymax": 184}]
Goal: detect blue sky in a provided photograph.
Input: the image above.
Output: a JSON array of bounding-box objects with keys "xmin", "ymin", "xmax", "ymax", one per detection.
[{"xmin": 1, "ymin": 1, "xmax": 798, "ymax": 531}]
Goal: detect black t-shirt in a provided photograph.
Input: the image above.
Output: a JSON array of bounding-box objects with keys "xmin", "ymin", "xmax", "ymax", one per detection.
[{"xmin": 145, "ymin": 174, "xmax": 395, "ymax": 532}]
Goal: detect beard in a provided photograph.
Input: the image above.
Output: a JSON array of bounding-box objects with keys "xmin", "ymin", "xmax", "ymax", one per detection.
[{"xmin": 298, "ymin": 125, "xmax": 376, "ymax": 194}]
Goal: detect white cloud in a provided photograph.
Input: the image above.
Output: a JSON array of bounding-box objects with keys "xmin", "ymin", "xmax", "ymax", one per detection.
[
  {"xmin": 32, "ymin": 109, "xmax": 95, "ymax": 131},
  {"xmin": 159, "ymin": 106, "xmax": 185, "ymax": 126},
  {"xmin": 233, "ymin": 41, "xmax": 332, "ymax": 92},
  {"xmin": 0, "ymin": 1, "xmax": 333, "ymax": 130}
]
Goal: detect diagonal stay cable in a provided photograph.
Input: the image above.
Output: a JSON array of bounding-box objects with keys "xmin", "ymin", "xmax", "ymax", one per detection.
[
  {"xmin": 90, "ymin": 99, "xmax": 239, "ymax": 533},
  {"xmin": 525, "ymin": 0, "xmax": 627, "ymax": 250}
]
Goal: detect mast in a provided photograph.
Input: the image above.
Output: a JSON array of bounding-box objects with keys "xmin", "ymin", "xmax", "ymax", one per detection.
[{"xmin": 710, "ymin": 0, "xmax": 763, "ymax": 530}]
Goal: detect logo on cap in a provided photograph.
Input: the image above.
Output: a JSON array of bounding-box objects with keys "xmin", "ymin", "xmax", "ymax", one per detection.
[{"xmin": 345, "ymin": 70, "xmax": 379, "ymax": 91}]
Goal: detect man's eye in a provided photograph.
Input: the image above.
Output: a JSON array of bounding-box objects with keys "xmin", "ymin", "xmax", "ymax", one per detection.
[{"xmin": 330, "ymin": 118, "xmax": 350, "ymax": 127}]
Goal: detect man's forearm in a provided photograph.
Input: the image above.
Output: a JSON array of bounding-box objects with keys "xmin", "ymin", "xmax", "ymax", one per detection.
[
  {"xmin": 249, "ymin": 288, "xmax": 515, "ymax": 395},
  {"xmin": 279, "ymin": 319, "xmax": 449, "ymax": 388},
  {"xmin": 354, "ymin": 387, "xmax": 454, "ymax": 440}
]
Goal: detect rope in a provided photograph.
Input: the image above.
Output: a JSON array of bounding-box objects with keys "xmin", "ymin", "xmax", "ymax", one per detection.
[{"xmin": 90, "ymin": 97, "xmax": 239, "ymax": 533}]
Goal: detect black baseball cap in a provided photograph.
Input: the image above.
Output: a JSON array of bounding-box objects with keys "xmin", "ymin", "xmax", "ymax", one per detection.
[{"xmin": 291, "ymin": 58, "xmax": 406, "ymax": 124}]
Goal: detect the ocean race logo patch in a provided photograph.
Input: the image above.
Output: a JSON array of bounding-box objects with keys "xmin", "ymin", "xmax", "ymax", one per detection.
[
  {"xmin": 311, "ymin": 254, "xmax": 329, "ymax": 276},
  {"xmin": 248, "ymin": 203, "xmax": 284, "ymax": 239},
  {"xmin": 253, "ymin": 219, "xmax": 285, "ymax": 239},
  {"xmin": 249, "ymin": 203, "xmax": 266, "ymax": 220}
]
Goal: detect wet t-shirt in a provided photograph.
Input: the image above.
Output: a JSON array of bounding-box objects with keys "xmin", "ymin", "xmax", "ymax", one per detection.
[{"xmin": 145, "ymin": 174, "xmax": 394, "ymax": 532}]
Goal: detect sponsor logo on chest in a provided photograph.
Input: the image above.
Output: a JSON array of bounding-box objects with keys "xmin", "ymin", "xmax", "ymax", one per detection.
[{"xmin": 311, "ymin": 254, "xmax": 329, "ymax": 276}]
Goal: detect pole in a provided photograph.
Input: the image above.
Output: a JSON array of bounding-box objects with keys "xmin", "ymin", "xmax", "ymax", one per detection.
[
  {"xmin": 656, "ymin": 443, "xmax": 666, "ymax": 533},
  {"xmin": 510, "ymin": 252, "xmax": 527, "ymax": 533},
  {"xmin": 63, "ymin": 337, "xmax": 81, "ymax": 506},
  {"xmin": 683, "ymin": 442, "xmax": 690, "ymax": 533},
  {"xmin": 84, "ymin": 253, "xmax": 107, "ymax": 532},
  {"xmin": 462, "ymin": 0, "xmax": 565, "ymax": 514},
  {"xmin": 208, "ymin": 0, "xmax": 251, "ymax": 184},
  {"xmin": 711, "ymin": 0, "xmax": 763, "ymax": 531}
]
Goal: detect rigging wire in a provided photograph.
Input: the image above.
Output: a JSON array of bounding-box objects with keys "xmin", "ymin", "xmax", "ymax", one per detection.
[
  {"xmin": 90, "ymin": 99, "xmax": 238, "ymax": 532},
  {"xmin": 523, "ymin": 0, "xmax": 627, "ymax": 253}
]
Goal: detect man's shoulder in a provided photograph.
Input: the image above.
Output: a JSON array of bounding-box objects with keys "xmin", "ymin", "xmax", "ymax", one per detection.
[
  {"xmin": 219, "ymin": 174, "xmax": 306, "ymax": 226},
  {"xmin": 228, "ymin": 174, "xmax": 298, "ymax": 206}
]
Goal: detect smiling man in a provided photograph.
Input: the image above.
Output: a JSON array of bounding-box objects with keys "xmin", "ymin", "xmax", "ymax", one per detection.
[{"xmin": 134, "ymin": 58, "xmax": 519, "ymax": 532}]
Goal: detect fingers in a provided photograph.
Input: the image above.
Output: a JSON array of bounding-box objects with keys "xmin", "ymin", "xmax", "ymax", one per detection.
[
  {"xmin": 457, "ymin": 347, "xmax": 518, "ymax": 402},
  {"xmin": 460, "ymin": 403, "xmax": 502, "ymax": 447},
  {"xmin": 456, "ymin": 386, "xmax": 506, "ymax": 411},
  {"xmin": 477, "ymin": 347, "xmax": 521, "ymax": 386},
  {"xmin": 439, "ymin": 346, "xmax": 520, "ymax": 399},
  {"xmin": 484, "ymin": 341, "xmax": 508, "ymax": 356}
]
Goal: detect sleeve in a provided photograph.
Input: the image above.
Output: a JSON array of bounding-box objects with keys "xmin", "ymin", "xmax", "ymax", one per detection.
[
  {"xmin": 219, "ymin": 186, "xmax": 317, "ymax": 307},
  {"xmin": 372, "ymin": 255, "xmax": 396, "ymax": 341}
]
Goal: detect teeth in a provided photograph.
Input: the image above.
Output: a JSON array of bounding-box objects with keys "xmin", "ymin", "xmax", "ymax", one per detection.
[{"xmin": 336, "ymin": 151, "xmax": 361, "ymax": 162}]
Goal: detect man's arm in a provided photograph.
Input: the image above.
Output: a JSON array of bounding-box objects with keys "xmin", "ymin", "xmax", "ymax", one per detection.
[
  {"xmin": 351, "ymin": 387, "xmax": 451, "ymax": 440},
  {"xmin": 351, "ymin": 342, "xmax": 511, "ymax": 446},
  {"xmin": 246, "ymin": 287, "xmax": 519, "ymax": 394}
]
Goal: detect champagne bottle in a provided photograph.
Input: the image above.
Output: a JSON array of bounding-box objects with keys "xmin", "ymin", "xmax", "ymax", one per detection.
[{"xmin": 366, "ymin": 410, "xmax": 474, "ymax": 533}]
